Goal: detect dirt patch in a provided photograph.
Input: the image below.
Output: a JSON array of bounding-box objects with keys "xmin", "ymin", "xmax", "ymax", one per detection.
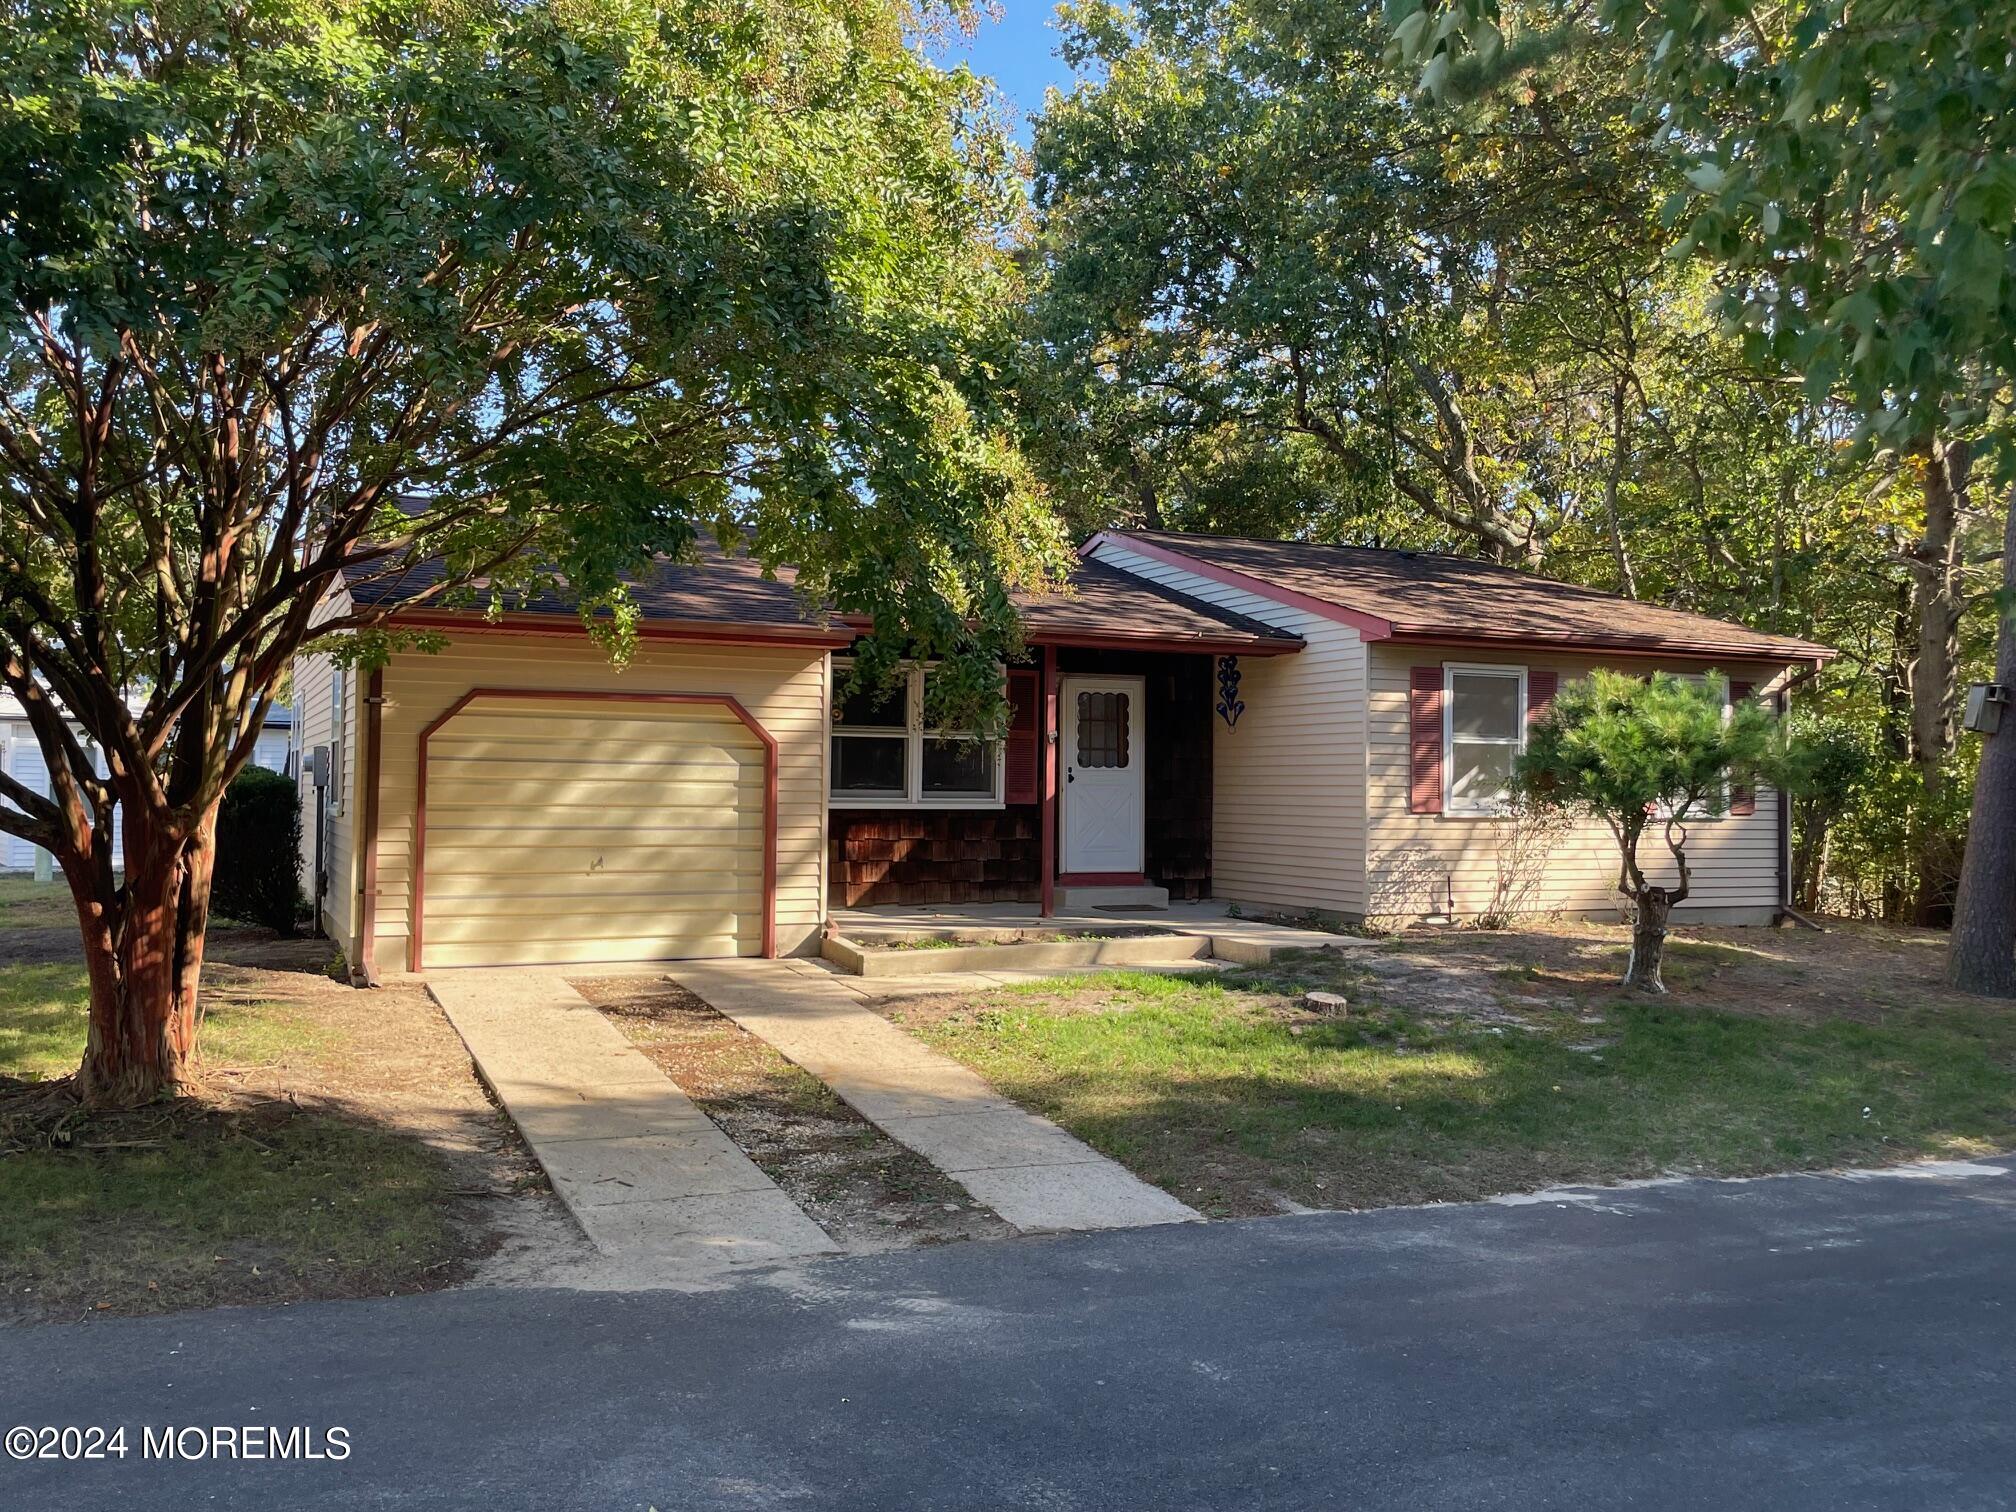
[
  {"xmin": 574, "ymin": 976, "xmax": 1015, "ymax": 1250},
  {"xmin": 1362, "ymin": 916, "xmax": 1976, "ymax": 1025}
]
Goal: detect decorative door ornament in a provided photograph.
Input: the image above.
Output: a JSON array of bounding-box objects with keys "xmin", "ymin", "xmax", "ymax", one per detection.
[{"xmin": 1216, "ymin": 656, "xmax": 1245, "ymax": 729}]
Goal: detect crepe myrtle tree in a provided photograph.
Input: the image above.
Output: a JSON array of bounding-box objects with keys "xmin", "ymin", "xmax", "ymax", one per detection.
[
  {"xmin": 0, "ymin": 0, "xmax": 1068, "ymax": 1106},
  {"xmin": 1515, "ymin": 670, "xmax": 1779, "ymax": 991}
]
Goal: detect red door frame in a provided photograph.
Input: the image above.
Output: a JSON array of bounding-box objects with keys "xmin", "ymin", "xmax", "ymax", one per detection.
[{"xmin": 410, "ymin": 688, "xmax": 779, "ymax": 971}]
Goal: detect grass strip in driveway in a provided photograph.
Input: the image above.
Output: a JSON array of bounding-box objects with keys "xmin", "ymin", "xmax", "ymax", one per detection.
[{"xmin": 881, "ymin": 940, "xmax": 2016, "ymax": 1217}]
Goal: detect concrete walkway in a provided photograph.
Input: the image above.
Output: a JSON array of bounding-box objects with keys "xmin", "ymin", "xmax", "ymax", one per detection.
[
  {"xmin": 428, "ymin": 970, "xmax": 836, "ymax": 1277},
  {"xmin": 672, "ymin": 960, "xmax": 1200, "ymax": 1233}
]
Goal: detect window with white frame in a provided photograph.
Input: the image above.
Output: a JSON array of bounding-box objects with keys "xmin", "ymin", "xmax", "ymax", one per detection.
[
  {"xmin": 1444, "ymin": 664, "xmax": 1525, "ymax": 816},
  {"xmin": 328, "ymin": 667, "xmax": 348, "ymax": 816},
  {"xmin": 830, "ymin": 661, "xmax": 1001, "ymax": 807}
]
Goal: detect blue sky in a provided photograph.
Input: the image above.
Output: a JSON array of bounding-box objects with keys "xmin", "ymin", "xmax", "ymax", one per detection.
[{"xmin": 931, "ymin": 2, "xmax": 1082, "ymax": 140}]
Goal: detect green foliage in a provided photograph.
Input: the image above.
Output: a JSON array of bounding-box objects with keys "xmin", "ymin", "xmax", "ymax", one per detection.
[
  {"xmin": 1771, "ymin": 707, "xmax": 1880, "ymax": 909},
  {"xmin": 212, "ymin": 767, "xmax": 305, "ymax": 935},
  {"xmin": 1517, "ymin": 671, "xmax": 1778, "ymax": 891},
  {"xmin": 0, "ymin": 0, "xmax": 1069, "ymax": 863},
  {"xmin": 1387, "ymin": 0, "xmax": 2016, "ymax": 469}
]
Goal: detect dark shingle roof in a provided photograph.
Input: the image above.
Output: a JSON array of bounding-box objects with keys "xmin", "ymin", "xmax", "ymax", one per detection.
[
  {"xmin": 339, "ymin": 537, "xmax": 1298, "ymax": 650},
  {"xmin": 340, "ymin": 536, "xmax": 825, "ymax": 631},
  {"xmin": 1112, "ymin": 530, "xmax": 1834, "ymax": 662},
  {"xmin": 1013, "ymin": 559, "xmax": 1301, "ymax": 649}
]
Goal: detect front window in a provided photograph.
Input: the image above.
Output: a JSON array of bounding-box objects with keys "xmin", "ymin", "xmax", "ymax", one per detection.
[
  {"xmin": 1445, "ymin": 665, "xmax": 1524, "ymax": 815},
  {"xmin": 831, "ymin": 662, "xmax": 1003, "ymax": 808}
]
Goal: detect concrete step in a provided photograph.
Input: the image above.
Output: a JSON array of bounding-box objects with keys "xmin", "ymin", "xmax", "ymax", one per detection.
[
  {"xmin": 823, "ymin": 928, "xmax": 1210, "ymax": 978},
  {"xmin": 1057, "ymin": 883, "xmax": 1170, "ymax": 911}
]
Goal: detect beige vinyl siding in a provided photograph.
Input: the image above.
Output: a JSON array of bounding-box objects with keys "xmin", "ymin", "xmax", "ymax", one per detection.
[
  {"xmin": 291, "ymin": 586, "xmax": 359, "ymax": 951},
  {"xmin": 1090, "ymin": 542, "xmax": 1368, "ymax": 914},
  {"xmin": 419, "ymin": 695, "xmax": 768, "ymax": 967},
  {"xmin": 1366, "ymin": 642, "xmax": 1791, "ymax": 923},
  {"xmin": 374, "ymin": 633, "xmax": 829, "ymax": 968}
]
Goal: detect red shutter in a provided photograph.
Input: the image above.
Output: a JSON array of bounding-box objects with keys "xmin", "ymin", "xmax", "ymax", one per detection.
[
  {"xmin": 1526, "ymin": 669, "xmax": 1558, "ymax": 728},
  {"xmin": 1004, "ymin": 668, "xmax": 1040, "ymax": 804},
  {"xmin": 1728, "ymin": 679, "xmax": 1756, "ymax": 815},
  {"xmin": 1409, "ymin": 666, "xmax": 1445, "ymax": 815}
]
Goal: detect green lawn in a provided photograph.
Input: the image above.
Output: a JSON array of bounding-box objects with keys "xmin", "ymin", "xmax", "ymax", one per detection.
[
  {"xmin": 0, "ymin": 875, "xmax": 75, "ymax": 930},
  {"xmin": 891, "ymin": 941, "xmax": 2016, "ymax": 1216},
  {"xmin": 0, "ymin": 949, "xmax": 477, "ymax": 1319}
]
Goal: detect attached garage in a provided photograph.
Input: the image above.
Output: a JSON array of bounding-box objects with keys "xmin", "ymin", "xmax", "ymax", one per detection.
[{"xmin": 412, "ymin": 692, "xmax": 776, "ymax": 969}]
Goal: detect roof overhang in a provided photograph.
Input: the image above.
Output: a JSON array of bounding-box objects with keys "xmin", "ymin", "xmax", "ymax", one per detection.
[
  {"xmin": 831, "ymin": 613, "xmax": 1301, "ymax": 658},
  {"xmin": 387, "ymin": 609, "xmax": 856, "ymax": 651},
  {"xmin": 1020, "ymin": 628, "xmax": 1302, "ymax": 656},
  {"xmin": 1385, "ymin": 627, "xmax": 1834, "ymax": 669}
]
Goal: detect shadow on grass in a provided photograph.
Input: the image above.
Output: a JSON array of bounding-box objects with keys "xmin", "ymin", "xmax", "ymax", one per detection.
[
  {"xmin": 910, "ymin": 967, "xmax": 2016, "ymax": 1217},
  {"xmin": 0, "ymin": 959, "xmax": 485, "ymax": 1323}
]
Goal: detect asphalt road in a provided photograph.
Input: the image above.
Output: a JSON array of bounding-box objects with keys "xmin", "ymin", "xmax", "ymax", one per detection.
[{"xmin": 4, "ymin": 1158, "xmax": 2013, "ymax": 1511}]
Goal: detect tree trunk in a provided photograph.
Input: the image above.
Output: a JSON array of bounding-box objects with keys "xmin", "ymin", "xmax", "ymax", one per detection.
[
  {"xmin": 1946, "ymin": 490, "xmax": 2016, "ymax": 997},
  {"xmin": 1908, "ymin": 436, "xmax": 1969, "ymax": 926},
  {"xmin": 1623, "ymin": 886, "xmax": 1676, "ymax": 992},
  {"xmin": 71, "ymin": 806, "xmax": 220, "ymax": 1107}
]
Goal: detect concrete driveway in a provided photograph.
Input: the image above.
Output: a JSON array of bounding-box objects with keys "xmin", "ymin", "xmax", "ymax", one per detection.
[{"xmin": 3, "ymin": 1158, "xmax": 2012, "ymax": 1510}]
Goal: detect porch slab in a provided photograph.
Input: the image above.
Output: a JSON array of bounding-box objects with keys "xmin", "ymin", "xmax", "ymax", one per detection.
[
  {"xmin": 427, "ymin": 969, "xmax": 837, "ymax": 1276},
  {"xmin": 670, "ymin": 959, "xmax": 1201, "ymax": 1233},
  {"xmin": 833, "ymin": 900, "xmax": 1370, "ymax": 967}
]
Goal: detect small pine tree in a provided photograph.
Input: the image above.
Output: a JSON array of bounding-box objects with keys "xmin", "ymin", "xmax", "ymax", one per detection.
[{"xmin": 1516, "ymin": 671, "xmax": 1779, "ymax": 991}]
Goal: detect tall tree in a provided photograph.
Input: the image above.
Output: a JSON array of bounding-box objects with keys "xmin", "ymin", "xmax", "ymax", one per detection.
[
  {"xmin": 1390, "ymin": 0, "xmax": 2016, "ymax": 987},
  {"xmin": 0, "ymin": 0, "xmax": 1066, "ymax": 1104}
]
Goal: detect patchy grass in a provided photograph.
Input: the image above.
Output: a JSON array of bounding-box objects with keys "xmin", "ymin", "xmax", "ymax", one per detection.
[
  {"xmin": 0, "ymin": 877, "xmax": 74, "ymax": 931},
  {"xmin": 0, "ymin": 940, "xmax": 527, "ymax": 1321},
  {"xmin": 882, "ymin": 922, "xmax": 2016, "ymax": 1217}
]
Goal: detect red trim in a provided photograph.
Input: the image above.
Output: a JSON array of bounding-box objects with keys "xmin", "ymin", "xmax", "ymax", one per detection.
[
  {"xmin": 1383, "ymin": 629, "xmax": 1831, "ymax": 665},
  {"xmin": 1408, "ymin": 666, "xmax": 1445, "ymax": 816},
  {"xmin": 390, "ymin": 610, "xmax": 854, "ymax": 650},
  {"xmin": 358, "ymin": 668, "xmax": 383, "ymax": 984},
  {"xmin": 1004, "ymin": 668, "xmax": 1041, "ymax": 805},
  {"xmin": 1039, "ymin": 646, "xmax": 1058, "ymax": 918},
  {"xmin": 1055, "ymin": 871, "xmax": 1146, "ymax": 887},
  {"xmin": 410, "ymin": 688, "xmax": 779, "ymax": 971},
  {"xmin": 1022, "ymin": 628, "xmax": 1302, "ymax": 656},
  {"xmin": 1084, "ymin": 532, "xmax": 1396, "ymax": 639}
]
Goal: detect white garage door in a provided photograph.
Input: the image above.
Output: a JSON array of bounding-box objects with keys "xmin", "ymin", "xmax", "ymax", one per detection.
[{"xmin": 417, "ymin": 693, "xmax": 772, "ymax": 969}]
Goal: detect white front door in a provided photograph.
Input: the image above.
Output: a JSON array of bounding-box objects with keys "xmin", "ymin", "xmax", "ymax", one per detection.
[{"xmin": 1060, "ymin": 676, "xmax": 1145, "ymax": 875}]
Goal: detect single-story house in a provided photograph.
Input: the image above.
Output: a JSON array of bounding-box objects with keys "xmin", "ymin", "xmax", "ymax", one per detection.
[
  {"xmin": 296, "ymin": 531, "xmax": 1832, "ymax": 973},
  {"xmin": 0, "ymin": 693, "xmax": 293, "ymax": 873}
]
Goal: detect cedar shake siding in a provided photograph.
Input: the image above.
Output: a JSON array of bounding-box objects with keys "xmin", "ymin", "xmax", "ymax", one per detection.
[
  {"xmin": 831, "ymin": 650, "xmax": 1216, "ymax": 907},
  {"xmin": 1087, "ymin": 540, "xmax": 1369, "ymax": 917},
  {"xmin": 830, "ymin": 807, "xmax": 1042, "ymax": 907}
]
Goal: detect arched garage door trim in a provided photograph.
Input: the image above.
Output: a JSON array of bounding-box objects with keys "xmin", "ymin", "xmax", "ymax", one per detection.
[{"xmin": 411, "ymin": 687, "xmax": 778, "ymax": 970}]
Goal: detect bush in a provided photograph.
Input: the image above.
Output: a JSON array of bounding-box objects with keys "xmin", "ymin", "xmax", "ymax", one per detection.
[{"xmin": 213, "ymin": 766, "xmax": 305, "ymax": 935}]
